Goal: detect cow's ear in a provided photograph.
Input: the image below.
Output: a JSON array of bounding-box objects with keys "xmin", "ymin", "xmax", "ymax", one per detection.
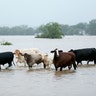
[
  {"xmin": 69, "ymin": 49, "xmax": 73, "ymax": 52},
  {"xmin": 50, "ymin": 51, "xmax": 54, "ymax": 53},
  {"xmin": 59, "ymin": 50, "xmax": 63, "ymax": 53}
]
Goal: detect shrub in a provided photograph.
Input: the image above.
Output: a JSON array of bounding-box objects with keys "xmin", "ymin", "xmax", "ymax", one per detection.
[{"xmin": 0, "ymin": 40, "xmax": 12, "ymax": 45}]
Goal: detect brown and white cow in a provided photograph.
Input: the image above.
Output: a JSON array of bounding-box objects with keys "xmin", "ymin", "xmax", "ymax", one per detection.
[
  {"xmin": 21, "ymin": 53, "xmax": 43, "ymax": 69},
  {"xmin": 51, "ymin": 48, "xmax": 77, "ymax": 71}
]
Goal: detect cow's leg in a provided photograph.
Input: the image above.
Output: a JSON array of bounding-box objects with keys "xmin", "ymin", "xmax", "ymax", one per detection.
[
  {"xmin": 54, "ymin": 64, "xmax": 58, "ymax": 71},
  {"xmin": 77, "ymin": 61, "xmax": 82, "ymax": 65},
  {"xmin": 12, "ymin": 61, "xmax": 15, "ymax": 66},
  {"xmin": 94, "ymin": 60, "xmax": 96, "ymax": 64},
  {"xmin": 7, "ymin": 61, "xmax": 12, "ymax": 68},
  {"xmin": 28, "ymin": 63, "xmax": 32, "ymax": 69},
  {"xmin": 28, "ymin": 65, "xmax": 32, "ymax": 69},
  {"xmin": 43, "ymin": 63, "xmax": 46, "ymax": 69},
  {"xmin": 77, "ymin": 62, "xmax": 79, "ymax": 65},
  {"xmin": 60, "ymin": 67, "xmax": 62, "ymax": 71},
  {"xmin": 79, "ymin": 61, "xmax": 82, "ymax": 65},
  {"xmin": 16, "ymin": 60, "xmax": 19, "ymax": 67},
  {"xmin": 73, "ymin": 62, "xmax": 77, "ymax": 70},
  {"xmin": 55, "ymin": 67, "xmax": 58, "ymax": 71},
  {"xmin": 68, "ymin": 65, "xmax": 72, "ymax": 70},
  {"xmin": 23, "ymin": 61, "xmax": 27, "ymax": 67},
  {"xmin": 0, "ymin": 65, "xmax": 1, "ymax": 70},
  {"xmin": 87, "ymin": 60, "xmax": 89, "ymax": 64},
  {"xmin": 68, "ymin": 62, "xmax": 72, "ymax": 70}
]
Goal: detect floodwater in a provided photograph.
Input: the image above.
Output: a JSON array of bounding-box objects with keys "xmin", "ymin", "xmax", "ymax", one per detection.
[{"xmin": 0, "ymin": 36, "xmax": 96, "ymax": 96}]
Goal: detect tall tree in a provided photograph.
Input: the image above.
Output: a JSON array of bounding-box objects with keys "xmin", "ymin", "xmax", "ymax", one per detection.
[{"xmin": 36, "ymin": 22, "xmax": 64, "ymax": 38}]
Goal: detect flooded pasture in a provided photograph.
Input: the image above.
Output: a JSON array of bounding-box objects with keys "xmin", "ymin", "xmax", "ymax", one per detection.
[{"xmin": 0, "ymin": 36, "xmax": 96, "ymax": 96}]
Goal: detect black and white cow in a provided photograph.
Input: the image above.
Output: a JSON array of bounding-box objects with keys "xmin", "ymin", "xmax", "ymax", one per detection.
[
  {"xmin": 69, "ymin": 48, "xmax": 96, "ymax": 65},
  {"xmin": 0, "ymin": 52, "xmax": 14, "ymax": 69}
]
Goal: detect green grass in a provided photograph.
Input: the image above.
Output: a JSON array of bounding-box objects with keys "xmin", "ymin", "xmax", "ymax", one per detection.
[{"xmin": 0, "ymin": 40, "xmax": 12, "ymax": 45}]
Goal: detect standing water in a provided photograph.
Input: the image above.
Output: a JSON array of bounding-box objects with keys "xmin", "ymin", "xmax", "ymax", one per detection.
[{"xmin": 0, "ymin": 36, "xmax": 96, "ymax": 96}]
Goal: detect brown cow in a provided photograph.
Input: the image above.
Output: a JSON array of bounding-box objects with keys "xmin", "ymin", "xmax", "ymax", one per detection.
[{"xmin": 51, "ymin": 48, "xmax": 77, "ymax": 71}]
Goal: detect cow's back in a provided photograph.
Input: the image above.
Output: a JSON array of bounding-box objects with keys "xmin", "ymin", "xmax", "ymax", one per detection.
[
  {"xmin": 74, "ymin": 48, "xmax": 95, "ymax": 59},
  {"xmin": 0, "ymin": 52, "xmax": 14, "ymax": 64},
  {"xmin": 69, "ymin": 48, "xmax": 96, "ymax": 64}
]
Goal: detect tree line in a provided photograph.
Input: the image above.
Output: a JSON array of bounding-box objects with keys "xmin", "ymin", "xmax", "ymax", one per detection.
[
  {"xmin": 61, "ymin": 19, "xmax": 96, "ymax": 35},
  {"xmin": 0, "ymin": 19, "xmax": 96, "ymax": 36},
  {"xmin": 0, "ymin": 25, "xmax": 35, "ymax": 35}
]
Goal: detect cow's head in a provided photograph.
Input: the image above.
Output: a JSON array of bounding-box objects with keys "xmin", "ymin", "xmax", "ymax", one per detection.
[
  {"xmin": 51, "ymin": 48, "xmax": 63, "ymax": 57},
  {"xmin": 14, "ymin": 49, "xmax": 21, "ymax": 57}
]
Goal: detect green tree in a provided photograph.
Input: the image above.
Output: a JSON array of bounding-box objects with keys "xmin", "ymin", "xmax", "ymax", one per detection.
[
  {"xmin": 36, "ymin": 22, "xmax": 64, "ymax": 38},
  {"xmin": 86, "ymin": 19, "xmax": 96, "ymax": 35},
  {"xmin": 75, "ymin": 23, "xmax": 87, "ymax": 35},
  {"xmin": 0, "ymin": 25, "xmax": 34, "ymax": 35}
]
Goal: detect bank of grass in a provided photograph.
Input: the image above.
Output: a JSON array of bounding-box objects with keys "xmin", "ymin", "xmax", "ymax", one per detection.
[{"xmin": 0, "ymin": 40, "xmax": 12, "ymax": 45}]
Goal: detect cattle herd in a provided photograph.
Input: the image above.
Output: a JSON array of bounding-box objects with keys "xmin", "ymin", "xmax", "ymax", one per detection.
[{"xmin": 0, "ymin": 48, "xmax": 96, "ymax": 71}]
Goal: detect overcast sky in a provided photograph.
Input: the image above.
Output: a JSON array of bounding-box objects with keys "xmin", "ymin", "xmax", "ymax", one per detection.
[{"xmin": 0, "ymin": 0, "xmax": 96, "ymax": 27}]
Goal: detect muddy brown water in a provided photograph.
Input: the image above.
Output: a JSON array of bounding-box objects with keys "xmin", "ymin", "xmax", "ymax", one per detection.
[
  {"xmin": 0, "ymin": 36, "xmax": 96, "ymax": 96},
  {"xmin": 0, "ymin": 64, "xmax": 96, "ymax": 96}
]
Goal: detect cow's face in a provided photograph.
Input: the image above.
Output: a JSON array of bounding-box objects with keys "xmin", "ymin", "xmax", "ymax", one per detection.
[
  {"xmin": 51, "ymin": 48, "xmax": 63, "ymax": 57},
  {"xmin": 23, "ymin": 53, "xmax": 29, "ymax": 61},
  {"xmin": 14, "ymin": 50, "xmax": 21, "ymax": 57},
  {"xmin": 55, "ymin": 49, "xmax": 59, "ymax": 57}
]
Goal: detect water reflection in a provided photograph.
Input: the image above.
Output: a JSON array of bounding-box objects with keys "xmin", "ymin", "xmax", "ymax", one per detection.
[{"xmin": 54, "ymin": 69, "xmax": 76, "ymax": 76}]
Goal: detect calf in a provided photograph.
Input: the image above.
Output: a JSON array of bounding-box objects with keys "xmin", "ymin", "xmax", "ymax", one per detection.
[
  {"xmin": 42, "ymin": 54, "xmax": 53, "ymax": 68},
  {"xmin": 69, "ymin": 48, "xmax": 96, "ymax": 65},
  {"xmin": 0, "ymin": 52, "xmax": 14, "ymax": 69},
  {"xmin": 51, "ymin": 49, "xmax": 77, "ymax": 71}
]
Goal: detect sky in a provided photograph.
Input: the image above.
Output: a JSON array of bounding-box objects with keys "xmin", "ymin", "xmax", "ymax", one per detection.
[{"xmin": 0, "ymin": 0, "xmax": 96, "ymax": 27}]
